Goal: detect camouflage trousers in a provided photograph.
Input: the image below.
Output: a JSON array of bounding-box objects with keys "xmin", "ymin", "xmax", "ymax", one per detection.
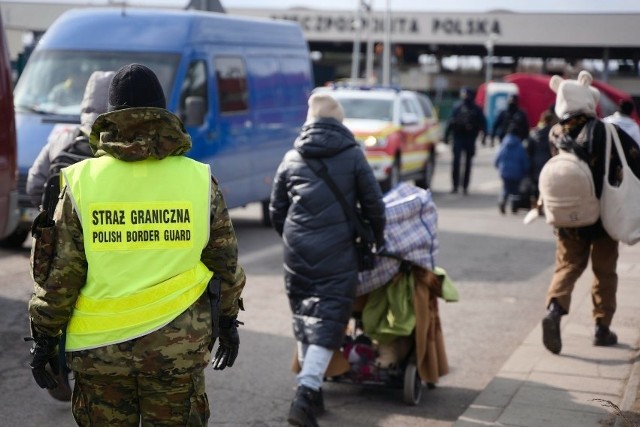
[{"xmin": 67, "ymin": 292, "xmax": 213, "ymax": 426}]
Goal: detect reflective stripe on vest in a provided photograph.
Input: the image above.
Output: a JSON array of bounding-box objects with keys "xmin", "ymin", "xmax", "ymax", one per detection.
[{"xmin": 62, "ymin": 155, "xmax": 212, "ymax": 351}]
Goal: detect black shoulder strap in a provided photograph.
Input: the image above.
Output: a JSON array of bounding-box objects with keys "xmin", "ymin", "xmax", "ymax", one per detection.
[{"xmin": 301, "ymin": 156, "xmax": 370, "ymax": 238}]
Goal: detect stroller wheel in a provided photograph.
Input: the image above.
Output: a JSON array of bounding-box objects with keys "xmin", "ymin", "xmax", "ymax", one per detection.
[{"xmin": 403, "ymin": 362, "xmax": 422, "ymax": 405}]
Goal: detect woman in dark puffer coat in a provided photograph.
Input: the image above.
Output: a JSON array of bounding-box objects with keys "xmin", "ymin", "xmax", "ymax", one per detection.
[{"xmin": 270, "ymin": 92, "xmax": 385, "ymax": 427}]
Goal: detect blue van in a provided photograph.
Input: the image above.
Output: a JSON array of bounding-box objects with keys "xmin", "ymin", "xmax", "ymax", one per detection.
[{"xmin": 5, "ymin": 7, "xmax": 313, "ymax": 246}]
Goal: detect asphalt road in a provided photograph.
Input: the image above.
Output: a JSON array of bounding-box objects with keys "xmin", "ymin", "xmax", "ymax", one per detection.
[{"xmin": 0, "ymin": 142, "xmax": 558, "ymax": 426}]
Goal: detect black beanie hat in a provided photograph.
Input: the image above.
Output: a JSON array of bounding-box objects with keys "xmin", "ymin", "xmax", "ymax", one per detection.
[{"xmin": 108, "ymin": 63, "xmax": 166, "ymax": 111}]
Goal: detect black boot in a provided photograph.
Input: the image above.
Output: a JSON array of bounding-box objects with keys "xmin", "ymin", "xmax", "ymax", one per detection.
[
  {"xmin": 542, "ymin": 299, "xmax": 564, "ymax": 354},
  {"xmin": 594, "ymin": 323, "xmax": 618, "ymax": 347},
  {"xmin": 288, "ymin": 385, "xmax": 320, "ymax": 427}
]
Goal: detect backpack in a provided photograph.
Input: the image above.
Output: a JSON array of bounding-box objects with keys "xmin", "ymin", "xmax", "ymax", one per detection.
[
  {"xmin": 41, "ymin": 129, "xmax": 93, "ymax": 221},
  {"xmin": 497, "ymin": 109, "xmax": 528, "ymax": 140},
  {"xmin": 452, "ymin": 103, "xmax": 479, "ymax": 133},
  {"xmin": 538, "ymin": 130, "xmax": 599, "ymax": 228}
]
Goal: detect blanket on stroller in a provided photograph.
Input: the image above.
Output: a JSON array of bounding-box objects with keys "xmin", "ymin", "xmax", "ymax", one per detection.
[{"xmin": 357, "ymin": 183, "xmax": 439, "ymax": 296}]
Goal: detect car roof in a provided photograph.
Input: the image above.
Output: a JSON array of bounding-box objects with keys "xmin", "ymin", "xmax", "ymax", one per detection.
[{"xmin": 316, "ymin": 85, "xmax": 417, "ymax": 100}]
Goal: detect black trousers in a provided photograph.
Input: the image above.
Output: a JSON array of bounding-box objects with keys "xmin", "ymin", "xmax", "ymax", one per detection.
[{"xmin": 451, "ymin": 136, "xmax": 476, "ymax": 191}]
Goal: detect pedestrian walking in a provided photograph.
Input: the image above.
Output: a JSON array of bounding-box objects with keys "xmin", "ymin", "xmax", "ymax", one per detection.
[
  {"xmin": 443, "ymin": 86, "xmax": 487, "ymax": 195},
  {"xmin": 269, "ymin": 92, "xmax": 386, "ymax": 427},
  {"xmin": 27, "ymin": 63, "xmax": 246, "ymax": 425},
  {"xmin": 541, "ymin": 71, "xmax": 640, "ymax": 355},
  {"xmin": 491, "ymin": 94, "xmax": 529, "ymax": 146},
  {"xmin": 603, "ymin": 99, "xmax": 640, "ymax": 147},
  {"xmin": 494, "ymin": 125, "xmax": 530, "ymax": 214},
  {"xmin": 25, "ymin": 70, "xmax": 115, "ymax": 402}
]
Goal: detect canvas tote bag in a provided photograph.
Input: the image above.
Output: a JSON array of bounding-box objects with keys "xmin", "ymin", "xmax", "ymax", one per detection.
[{"xmin": 601, "ymin": 122, "xmax": 640, "ymax": 245}]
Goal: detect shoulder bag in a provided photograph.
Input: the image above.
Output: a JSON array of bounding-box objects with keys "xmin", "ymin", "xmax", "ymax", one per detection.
[
  {"xmin": 601, "ymin": 122, "xmax": 640, "ymax": 245},
  {"xmin": 302, "ymin": 157, "xmax": 377, "ymax": 271}
]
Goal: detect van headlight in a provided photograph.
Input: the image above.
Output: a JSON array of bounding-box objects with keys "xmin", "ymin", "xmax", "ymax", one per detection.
[{"xmin": 364, "ymin": 135, "xmax": 387, "ymax": 148}]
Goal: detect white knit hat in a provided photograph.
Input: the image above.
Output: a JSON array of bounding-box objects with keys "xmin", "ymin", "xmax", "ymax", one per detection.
[
  {"xmin": 306, "ymin": 93, "xmax": 344, "ymax": 123},
  {"xmin": 549, "ymin": 70, "xmax": 600, "ymax": 120}
]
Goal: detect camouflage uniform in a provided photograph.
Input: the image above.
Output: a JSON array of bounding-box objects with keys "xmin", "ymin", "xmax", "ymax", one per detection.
[{"xmin": 29, "ymin": 107, "xmax": 246, "ymax": 426}]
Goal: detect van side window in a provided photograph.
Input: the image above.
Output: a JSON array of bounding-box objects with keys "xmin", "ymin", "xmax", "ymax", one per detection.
[
  {"xmin": 215, "ymin": 56, "xmax": 248, "ymax": 113},
  {"xmin": 417, "ymin": 94, "xmax": 434, "ymax": 118},
  {"xmin": 179, "ymin": 60, "xmax": 208, "ymax": 126},
  {"xmin": 401, "ymin": 98, "xmax": 420, "ymax": 116}
]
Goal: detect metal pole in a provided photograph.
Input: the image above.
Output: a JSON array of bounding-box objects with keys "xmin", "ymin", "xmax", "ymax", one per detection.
[
  {"xmin": 350, "ymin": 4, "xmax": 363, "ymax": 81},
  {"xmin": 382, "ymin": 0, "xmax": 391, "ymax": 86},
  {"xmin": 602, "ymin": 47, "xmax": 610, "ymax": 82},
  {"xmin": 365, "ymin": 4, "xmax": 374, "ymax": 84},
  {"xmin": 484, "ymin": 37, "xmax": 495, "ymax": 84}
]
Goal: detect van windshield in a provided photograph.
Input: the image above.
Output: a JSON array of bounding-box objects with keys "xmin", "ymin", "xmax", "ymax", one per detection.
[{"xmin": 14, "ymin": 50, "xmax": 180, "ymax": 115}]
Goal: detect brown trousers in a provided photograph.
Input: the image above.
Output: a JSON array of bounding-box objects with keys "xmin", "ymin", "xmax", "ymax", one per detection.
[{"xmin": 545, "ymin": 229, "xmax": 618, "ymax": 327}]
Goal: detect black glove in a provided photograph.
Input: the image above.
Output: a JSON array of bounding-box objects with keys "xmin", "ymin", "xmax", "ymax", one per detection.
[
  {"xmin": 24, "ymin": 334, "xmax": 60, "ymax": 389},
  {"xmin": 212, "ymin": 316, "xmax": 242, "ymax": 370}
]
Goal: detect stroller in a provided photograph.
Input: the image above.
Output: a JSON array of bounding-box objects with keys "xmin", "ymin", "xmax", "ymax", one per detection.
[
  {"xmin": 327, "ymin": 254, "xmax": 450, "ymax": 405},
  {"xmin": 324, "ymin": 183, "xmax": 451, "ymax": 405},
  {"xmin": 327, "ymin": 258, "xmax": 430, "ymax": 405}
]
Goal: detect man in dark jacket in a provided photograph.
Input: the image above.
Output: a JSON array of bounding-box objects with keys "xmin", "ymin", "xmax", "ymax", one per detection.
[
  {"xmin": 444, "ymin": 87, "xmax": 487, "ymax": 195},
  {"xmin": 270, "ymin": 92, "xmax": 386, "ymax": 427},
  {"xmin": 491, "ymin": 94, "xmax": 530, "ymax": 145}
]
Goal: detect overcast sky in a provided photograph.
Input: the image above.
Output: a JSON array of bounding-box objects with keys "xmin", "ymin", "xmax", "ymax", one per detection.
[{"xmin": 34, "ymin": 0, "xmax": 640, "ymax": 13}]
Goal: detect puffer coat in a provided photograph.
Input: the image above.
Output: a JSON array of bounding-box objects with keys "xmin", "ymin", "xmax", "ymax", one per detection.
[{"xmin": 270, "ymin": 118, "xmax": 386, "ymax": 349}]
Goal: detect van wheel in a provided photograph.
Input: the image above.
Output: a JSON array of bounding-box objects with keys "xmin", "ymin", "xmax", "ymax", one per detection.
[
  {"xmin": 260, "ymin": 200, "xmax": 272, "ymax": 228},
  {"xmin": 415, "ymin": 148, "xmax": 436, "ymax": 189},
  {"xmin": 0, "ymin": 226, "xmax": 29, "ymax": 249},
  {"xmin": 380, "ymin": 158, "xmax": 401, "ymax": 193}
]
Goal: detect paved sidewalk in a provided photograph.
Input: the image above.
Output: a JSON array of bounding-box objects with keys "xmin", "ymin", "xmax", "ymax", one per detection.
[{"xmin": 454, "ymin": 242, "xmax": 640, "ymax": 427}]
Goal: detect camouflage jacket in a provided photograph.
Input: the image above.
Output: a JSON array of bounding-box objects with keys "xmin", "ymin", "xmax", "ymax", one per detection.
[{"xmin": 29, "ymin": 107, "xmax": 246, "ymax": 338}]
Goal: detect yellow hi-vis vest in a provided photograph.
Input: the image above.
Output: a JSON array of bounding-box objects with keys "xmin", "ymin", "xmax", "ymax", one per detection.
[{"xmin": 62, "ymin": 155, "xmax": 212, "ymax": 351}]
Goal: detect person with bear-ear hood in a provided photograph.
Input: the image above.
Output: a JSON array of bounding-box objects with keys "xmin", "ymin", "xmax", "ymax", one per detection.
[
  {"xmin": 270, "ymin": 92, "xmax": 385, "ymax": 427},
  {"xmin": 541, "ymin": 70, "xmax": 640, "ymax": 356}
]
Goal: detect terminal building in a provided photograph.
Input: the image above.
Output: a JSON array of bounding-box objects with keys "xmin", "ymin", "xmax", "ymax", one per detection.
[{"xmin": 2, "ymin": 1, "xmax": 639, "ymax": 100}]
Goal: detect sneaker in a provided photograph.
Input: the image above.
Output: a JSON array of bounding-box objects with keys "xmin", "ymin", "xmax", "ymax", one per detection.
[
  {"xmin": 542, "ymin": 302, "xmax": 563, "ymax": 354},
  {"xmin": 594, "ymin": 325, "xmax": 618, "ymax": 347},
  {"xmin": 288, "ymin": 385, "xmax": 320, "ymax": 427},
  {"xmin": 498, "ymin": 202, "xmax": 506, "ymax": 215}
]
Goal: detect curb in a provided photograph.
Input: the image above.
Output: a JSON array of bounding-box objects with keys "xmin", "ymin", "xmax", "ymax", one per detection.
[{"xmin": 614, "ymin": 346, "xmax": 640, "ymax": 427}]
